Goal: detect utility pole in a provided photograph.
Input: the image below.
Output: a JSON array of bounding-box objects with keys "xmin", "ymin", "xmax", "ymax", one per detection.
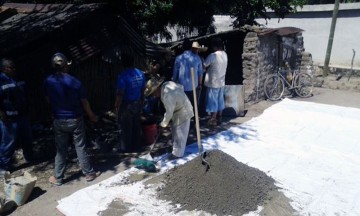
[{"xmin": 323, "ymin": 0, "xmax": 340, "ymax": 77}]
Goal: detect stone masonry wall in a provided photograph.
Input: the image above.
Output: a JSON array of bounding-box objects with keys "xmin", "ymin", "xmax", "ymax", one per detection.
[
  {"xmin": 242, "ymin": 32, "xmax": 278, "ymax": 105},
  {"xmin": 242, "ymin": 32, "xmax": 260, "ymax": 105},
  {"xmin": 242, "ymin": 31, "xmax": 306, "ymax": 105}
]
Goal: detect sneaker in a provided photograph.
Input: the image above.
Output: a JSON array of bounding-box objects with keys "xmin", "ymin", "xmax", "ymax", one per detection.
[
  {"xmin": 85, "ymin": 171, "xmax": 101, "ymax": 182},
  {"xmin": 49, "ymin": 176, "xmax": 63, "ymax": 186}
]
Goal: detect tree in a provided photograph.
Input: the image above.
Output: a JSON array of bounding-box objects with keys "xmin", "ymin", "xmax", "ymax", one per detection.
[
  {"xmin": 107, "ymin": 0, "xmax": 308, "ymax": 40},
  {"xmin": 5, "ymin": 0, "xmax": 307, "ymax": 39}
]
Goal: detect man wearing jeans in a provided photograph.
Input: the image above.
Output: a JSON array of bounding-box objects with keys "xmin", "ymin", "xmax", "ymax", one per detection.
[
  {"xmin": 0, "ymin": 58, "xmax": 34, "ymax": 172},
  {"xmin": 44, "ymin": 53, "xmax": 100, "ymax": 186}
]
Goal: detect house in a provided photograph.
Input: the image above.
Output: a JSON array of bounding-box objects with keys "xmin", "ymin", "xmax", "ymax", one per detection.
[
  {"xmin": 165, "ymin": 26, "xmax": 307, "ymax": 115},
  {"xmin": 0, "ymin": 3, "xmax": 166, "ymax": 122}
]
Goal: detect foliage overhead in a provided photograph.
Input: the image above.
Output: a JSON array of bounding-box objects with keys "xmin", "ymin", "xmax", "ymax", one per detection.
[{"xmin": 4, "ymin": 0, "xmax": 359, "ymax": 40}]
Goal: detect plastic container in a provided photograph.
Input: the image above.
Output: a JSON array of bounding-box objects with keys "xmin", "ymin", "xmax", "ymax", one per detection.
[
  {"xmin": 142, "ymin": 123, "xmax": 158, "ymax": 146},
  {"xmin": 4, "ymin": 171, "xmax": 37, "ymax": 206}
]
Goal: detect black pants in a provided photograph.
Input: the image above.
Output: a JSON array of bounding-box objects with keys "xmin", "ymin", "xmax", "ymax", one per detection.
[{"xmin": 118, "ymin": 101, "xmax": 142, "ymax": 152}]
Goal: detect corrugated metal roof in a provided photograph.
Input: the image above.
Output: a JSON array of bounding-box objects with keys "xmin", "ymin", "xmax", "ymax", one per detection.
[
  {"xmin": 0, "ymin": 3, "xmax": 167, "ymax": 61},
  {"xmin": 0, "ymin": 3, "xmax": 105, "ymax": 56},
  {"xmin": 258, "ymin": 26, "xmax": 304, "ymax": 36}
]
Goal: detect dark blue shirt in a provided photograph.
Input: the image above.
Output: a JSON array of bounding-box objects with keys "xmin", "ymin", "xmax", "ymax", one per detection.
[
  {"xmin": 116, "ymin": 68, "xmax": 146, "ymax": 103},
  {"xmin": 0, "ymin": 73, "xmax": 28, "ymax": 120},
  {"xmin": 44, "ymin": 73, "xmax": 87, "ymax": 119}
]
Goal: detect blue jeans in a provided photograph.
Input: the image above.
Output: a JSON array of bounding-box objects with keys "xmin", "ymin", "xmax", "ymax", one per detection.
[
  {"xmin": 53, "ymin": 118, "xmax": 94, "ymax": 180},
  {"xmin": 0, "ymin": 116, "xmax": 33, "ymax": 168},
  {"xmin": 0, "ymin": 120, "xmax": 17, "ymax": 167}
]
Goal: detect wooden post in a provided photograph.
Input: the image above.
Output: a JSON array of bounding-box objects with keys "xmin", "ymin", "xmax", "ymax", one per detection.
[
  {"xmin": 324, "ymin": 0, "xmax": 340, "ymax": 77},
  {"xmin": 190, "ymin": 67, "xmax": 202, "ymax": 154}
]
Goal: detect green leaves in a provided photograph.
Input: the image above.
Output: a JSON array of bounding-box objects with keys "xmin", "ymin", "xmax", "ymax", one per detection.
[{"xmin": 5, "ymin": 0, "xmax": 309, "ymax": 40}]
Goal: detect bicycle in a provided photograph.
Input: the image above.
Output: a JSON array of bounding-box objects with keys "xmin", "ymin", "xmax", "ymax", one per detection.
[{"xmin": 264, "ymin": 66, "xmax": 313, "ymax": 101}]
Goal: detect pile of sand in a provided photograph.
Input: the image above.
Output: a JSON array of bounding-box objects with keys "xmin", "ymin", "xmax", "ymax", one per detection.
[{"xmin": 158, "ymin": 150, "xmax": 277, "ymax": 215}]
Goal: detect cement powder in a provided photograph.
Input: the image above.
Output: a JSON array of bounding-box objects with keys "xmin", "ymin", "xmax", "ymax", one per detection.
[{"xmin": 158, "ymin": 149, "xmax": 277, "ymax": 216}]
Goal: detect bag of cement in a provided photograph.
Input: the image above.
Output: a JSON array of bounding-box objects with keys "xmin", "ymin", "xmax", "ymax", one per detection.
[{"xmin": 4, "ymin": 171, "xmax": 37, "ymax": 206}]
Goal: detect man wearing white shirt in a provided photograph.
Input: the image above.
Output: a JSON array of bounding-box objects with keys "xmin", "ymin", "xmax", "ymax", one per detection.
[
  {"xmin": 145, "ymin": 80, "xmax": 194, "ymax": 158},
  {"xmin": 203, "ymin": 38, "xmax": 228, "ymax": 126}
]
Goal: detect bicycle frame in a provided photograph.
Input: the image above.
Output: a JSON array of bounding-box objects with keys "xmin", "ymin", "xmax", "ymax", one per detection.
[{"xmin": 276, "ymin": 68, "xmax": 297, "ymax": 91}]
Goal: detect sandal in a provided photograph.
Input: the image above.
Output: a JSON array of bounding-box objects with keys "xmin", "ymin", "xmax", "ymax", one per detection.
[
  {"xmin": 208, "ymin": 118, "xmax": 217, "ymax": 126},
  {"xmin": 49, "ymin": 176, "xmax": 63, "ymax": 186},
  {"xmin": 85, "ymin": 171, "xmax": 101, "ymax": 182}
]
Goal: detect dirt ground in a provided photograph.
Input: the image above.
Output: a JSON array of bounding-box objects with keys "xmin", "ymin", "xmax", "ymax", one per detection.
[{"xmin": 2, "ymin": 74, "xmax": 360, "ymax": 216}]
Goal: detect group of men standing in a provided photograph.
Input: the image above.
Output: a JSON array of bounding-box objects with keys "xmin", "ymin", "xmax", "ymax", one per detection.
[
  {"xmin": 172, "ymin": 37, "xmax": 228, "ymax": 126},
  {"xmin": 0, "ymin": 54, "xmax": 101, "ymax": 185},
  {"xmin": 0, "ymin": 36, "xmax": 227, "ymax": 185},
  {"xmin": 145, "ymin": 37, "xmax": 228, "ymax": 159}
]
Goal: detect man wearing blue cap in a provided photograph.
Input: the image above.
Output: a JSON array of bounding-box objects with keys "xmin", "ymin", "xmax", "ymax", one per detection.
[{"xmin": 44, "ymin": 53, "xmax": 100, "ymax": 186}]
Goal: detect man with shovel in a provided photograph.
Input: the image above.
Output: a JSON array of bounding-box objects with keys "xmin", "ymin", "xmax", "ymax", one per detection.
[{"xmin": 145, "ymin": 77, "xmax": 194, "ymax": 159}]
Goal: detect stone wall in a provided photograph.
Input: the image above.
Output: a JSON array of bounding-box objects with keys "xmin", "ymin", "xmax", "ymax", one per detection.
[
  {"xmin": 242, "ymin": 32, "xmax": 260, "ymax": 105},
  {"xmin": 242, "ymin": 31, "xmax": 306, "ymax": 105}
]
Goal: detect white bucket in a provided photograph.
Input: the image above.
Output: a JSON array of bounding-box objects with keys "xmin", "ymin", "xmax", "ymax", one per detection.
[{"xmin": 4, "ymin": 171, "xmax": 37, "ymax": 206}]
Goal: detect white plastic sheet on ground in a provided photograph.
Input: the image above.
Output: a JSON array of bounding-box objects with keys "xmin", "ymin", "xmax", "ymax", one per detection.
[{"xmin": 57, "ymin": 98, "xmax": 360, "ymax": 216}]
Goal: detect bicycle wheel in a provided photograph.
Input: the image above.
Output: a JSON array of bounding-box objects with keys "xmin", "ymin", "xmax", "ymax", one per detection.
[
  {"xmin": 264, "ymin": 74, "xmax": 285, "ymax": 101},
  {"xmin": 294, "ymin": 73, "xmax": 313, "ymax": 98}
]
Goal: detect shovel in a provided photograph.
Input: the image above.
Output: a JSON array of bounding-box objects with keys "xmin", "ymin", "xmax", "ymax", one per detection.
[{"xmin": 191, "ymin": 68, "xmax": 210, "ymax": 171}]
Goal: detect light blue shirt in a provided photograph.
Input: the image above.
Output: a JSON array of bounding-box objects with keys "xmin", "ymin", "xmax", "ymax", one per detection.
[{"xmin": 172, "ymin": 50, "xmax": 203, "ymax": 91}]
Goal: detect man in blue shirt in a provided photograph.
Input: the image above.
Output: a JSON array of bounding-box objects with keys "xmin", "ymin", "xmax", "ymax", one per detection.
[
  {"xmin": 114, "ymin": 53, "xmax": 146, "ymax": 152},
  {"xmin": 44, "ymin": 53, "xmax": 100, "ymax": 186},
  {"xmin": 172, "ymin": 39, "xmax": 203, "ymax": 107},
  {"xmin": 0, "ymin": 58, "xmax": 34, "ymax": 171}
]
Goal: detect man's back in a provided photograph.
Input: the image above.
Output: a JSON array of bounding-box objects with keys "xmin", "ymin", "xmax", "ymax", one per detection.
[
  {"xmin": 173, "ymin": 50, "xmax": 203, "ymax": 91},
  {"xmin": 116, "ymin": 68, "xmax": 145, "ymax": 103},
  {"xmin": 204, "ymin": 50, "xmax": 228, "ymax": 88},
  {"xmin": 160, "ymin": 81, "xmax": 194, "ymax": 127},
  {"xmin": 44, "ymin": 73, "xmax": 85, "ymax": 119}
]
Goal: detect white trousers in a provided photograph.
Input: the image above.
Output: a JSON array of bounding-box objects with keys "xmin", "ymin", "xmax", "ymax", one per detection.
[{"xmin": 171, "ymin": 120, "xmax": 190, "ymax": 157}]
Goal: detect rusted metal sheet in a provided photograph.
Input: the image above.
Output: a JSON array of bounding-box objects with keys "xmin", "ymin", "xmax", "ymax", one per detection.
[
  {"xmin": 258, "ymin": 27, "xmax": 304, "ymax": 36},
  {"xmin": 223, "ymin": 85, "xmax": 245, "ymax": 117}
]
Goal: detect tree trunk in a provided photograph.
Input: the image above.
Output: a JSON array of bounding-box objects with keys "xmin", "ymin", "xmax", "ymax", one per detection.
[{"xmin": 323, "ymin": 0, "xmax": 340, "ymax": 77}]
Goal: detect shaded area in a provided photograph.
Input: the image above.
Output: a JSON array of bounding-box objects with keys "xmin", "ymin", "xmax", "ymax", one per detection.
[{"xmin": 158, "ymin": 149, "xmax": 277, "ymax": 215}]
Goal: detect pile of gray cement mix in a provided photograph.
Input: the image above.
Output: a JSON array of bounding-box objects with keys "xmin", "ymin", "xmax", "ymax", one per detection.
[{"xmin": 158, "ymin": 149, "xmax": 277, "ymax": 215}]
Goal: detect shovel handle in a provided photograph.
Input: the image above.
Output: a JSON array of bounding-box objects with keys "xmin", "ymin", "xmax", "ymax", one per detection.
[{"xmin": 191, "ymin": 68, "xmax": 202, "ymax": 154}]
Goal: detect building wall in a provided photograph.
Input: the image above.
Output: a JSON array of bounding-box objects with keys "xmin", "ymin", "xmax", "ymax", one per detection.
[
  {"xmin": 255, "ymin": 3, "xmax": 360, "ymax": 69},
  {"xmin": 215, "ymin": 3, "xmax": 360, "ymax": 69},
  {"xmin": 242, "ymin": 31, "xmax": 306, "ymax": 104}
]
